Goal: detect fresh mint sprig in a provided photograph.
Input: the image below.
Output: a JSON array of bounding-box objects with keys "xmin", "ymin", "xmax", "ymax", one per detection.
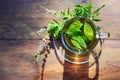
[{"xmin": 47, "ymin": 4, "xmax": 105, "ymax": 39}]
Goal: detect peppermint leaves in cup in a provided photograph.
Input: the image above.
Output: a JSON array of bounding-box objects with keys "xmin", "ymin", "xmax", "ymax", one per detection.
[
  {"xmin": 66, "ymin": 19, "xmax": 94, "ymax": 49},
  {"xmin": 48, "ymin": 4, "xmax": 105, "ymax": 39},
  {"xmin": 47, "ymin": 4, "xmax": 105, "ymax": 49},
  {"xmin": 84, "ymin": 22, "xmax": 94, "ymax": 41}
]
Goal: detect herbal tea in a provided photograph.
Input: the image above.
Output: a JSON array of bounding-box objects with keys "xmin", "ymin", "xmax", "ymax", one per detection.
[{"xmin": 62, "ymin": 17, "xmax": 98, "ymax": 54}]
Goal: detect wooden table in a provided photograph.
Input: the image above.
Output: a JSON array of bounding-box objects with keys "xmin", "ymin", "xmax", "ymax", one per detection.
[{"xmin": 0, "ymin": 0, "xmax": 120, "ymax": 80}]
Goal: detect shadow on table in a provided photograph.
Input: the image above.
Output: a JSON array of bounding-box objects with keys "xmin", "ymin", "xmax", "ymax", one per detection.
[
  {"xmin": 53, "ymin": 37, "xmax": 102, "ymax": 80},
  {"xmin": 34, "ymin": 52, "xmax": 48, "ymax": 80},
  {"xmin": 63, "ymin": 51, "xmax": 101, "ymax": 80}
]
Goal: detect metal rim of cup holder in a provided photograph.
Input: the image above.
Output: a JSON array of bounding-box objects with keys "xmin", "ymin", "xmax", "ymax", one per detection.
[{"xmin": 53, "ymin": 36, "xmax": 103, "ymax": 64}]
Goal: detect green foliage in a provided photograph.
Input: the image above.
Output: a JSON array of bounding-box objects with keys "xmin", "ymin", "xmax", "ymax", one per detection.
[
  {"xmin": 66, "ymin": 19, "xmax": 94, "ymax": 49},
  {"xmin": 48, "ymin": 19, "xmax": 63, "ymax": 39},
  {"xmin": 48, "ymin": 19, "xmax": 59, "ymax": 34},
  {"xmin": 66, "ymin": 20, "xmax": 86, "ymax": 49},
  {"xmin": 71, "ymin": 36, "xmax": 87, "ymax": 48},
  {"xmin": 48, "ymin": 4, "xmax": 105, "ymax": 39},
  {"xmin": 84, "ymin": 22, "xmax": 94, "ymax": 41},
  {"xmin": 47, "ymin": 4, "xmax": 105, "ymax": 49},
  {"xmin": 66, "ymin": 20, "xmax": 83, "ymax": 37},
  {"xmin": 71, "ymin": 39, "xmax": 82, "ymax": 49},
  {"xmin": 92, "ymin": 4, "xmax": 105, "ymax": 21},
  {"xmin": 59, "ymin": 7, "xmax": 73, "ymax": 20},
  {"xmin": 74, "ymin": 4, "xmax": 94, "ymax": 18}
]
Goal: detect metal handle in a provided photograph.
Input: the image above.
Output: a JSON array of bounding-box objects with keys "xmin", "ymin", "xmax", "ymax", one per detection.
[
  {"xmin": 96, "ymin": 26, "xmax": 110, "ymax": 39},
  {"xmin": 96, "ymin": 32, "xmax": 110, "ymax": 39}
]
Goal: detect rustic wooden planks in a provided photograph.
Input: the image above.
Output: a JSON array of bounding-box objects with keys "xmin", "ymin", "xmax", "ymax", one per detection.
[
  {"xmin": 0, "ymin": 0, "xmax": 120, "ymax": 80},
  {"xmin": 0, "ymin": 0, "xmax": 120, "ymax": 40},
  {"xmin": 0, "ymin": 40, "xmax": 120, "ymax": 80}
]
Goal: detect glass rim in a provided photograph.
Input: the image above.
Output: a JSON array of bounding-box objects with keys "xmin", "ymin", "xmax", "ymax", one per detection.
[{"xmin": 61, "ymin": 16, "xmax": 99, "ymax": 55}]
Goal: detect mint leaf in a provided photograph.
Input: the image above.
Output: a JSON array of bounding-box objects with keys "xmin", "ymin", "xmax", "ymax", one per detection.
[
  {"xmin": 48, "ymin": 19, "xmax": 59, "ymax": 34},
  {"xmin": 82, "ymin": 35, "xmax": 88, "ymax": 42},
  {"xmin": 84, "ymin": 4, "xmax": 94, "ymax": 10},
  {"xmin": 92, "ymin": 4, "xmax": 105, "ymax": 21},
  {"xmin": 84, "ymin": 22, "xmax": 94, "ymax": 41},
  {"xmin": 66, "ymin": 19, "xmax": 87, "ymax": 48},
  {"xmin": 70, "ymin": 20, "xmax": 83, "ymax": 29},
  {"xmin": 47, "ymin": 4, "xmax": 105, "ymax": 39},
  {"xmin": 92, "ymin": 18, "xmax": 102, "ymax": 21},
  {"xmin": 74, "ymin": 5, "xmax": 83, "ymax": 16},
  {"xmin": 66, "ymin": 20, "xmax": 83, "ymax": 36},
  {"xmin": 83, "ymin": 4, "xmax": 94, "ymax": 17},
  {"xmin": 54, "ymin": 27, "xmax": 60, "ymax": 39},
  {"xmin": 71, "ymin": 36, "xmax": 87, "ymax": 48},
  {"xmin": 54, "ymin": 23, "xmax": 64, "ymax": 39},
  {"xmin": 71, "ymin": 39, "xmax": 82, "ymax": 49},
  {"xmin": 74, "ymin": 4, "xmax": 94, "ymax": 18},
  {"xmin": 67, "ymin": 29, "xmax": 83, "ymax": 37},
  {"xmin": 59, "ymin": 8, "xmax": 72, "ymax": 21}
]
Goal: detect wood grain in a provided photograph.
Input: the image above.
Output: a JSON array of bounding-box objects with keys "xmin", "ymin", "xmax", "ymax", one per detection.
[
  {"xmin": 0, "ymin": 0, "xmax": 120, "ymax": 40},
  {"xmin": 0, "ymin": 0, "xmax": 120, "ymax": 80},
  {"xmin": 0, "ymin": 40, "xmax": 120, "ymax": 80}
]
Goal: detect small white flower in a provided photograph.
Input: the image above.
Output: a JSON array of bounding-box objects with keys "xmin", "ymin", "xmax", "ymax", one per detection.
[
  {"xmin": 37, "ymin": 28, "xmax": 47, "ymax": 35},
  {"xmin": 37, "ymin": 41, "xmax": 46, "ymax": 52},
  {"xmin": 45, "ymin": 9, "xmax": 57, "ymax": 14}
]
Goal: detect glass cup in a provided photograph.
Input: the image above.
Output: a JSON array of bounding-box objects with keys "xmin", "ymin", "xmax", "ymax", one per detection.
[{"xmin": 53, "ymin": 17, "xmax": 109, "ymax": 64}]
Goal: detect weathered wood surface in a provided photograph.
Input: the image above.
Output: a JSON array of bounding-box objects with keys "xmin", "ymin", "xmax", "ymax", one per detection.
[
  {"xmin": 0, "ymin": 0, "xmax": 120, "ymax": 80},
  {"xmin": 0, "ymin": 40, "xmax": 120, "ymax": 80},
  {"xmin": 0, "ymin": 0, "xmax": 120, "ymax": 40}
]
